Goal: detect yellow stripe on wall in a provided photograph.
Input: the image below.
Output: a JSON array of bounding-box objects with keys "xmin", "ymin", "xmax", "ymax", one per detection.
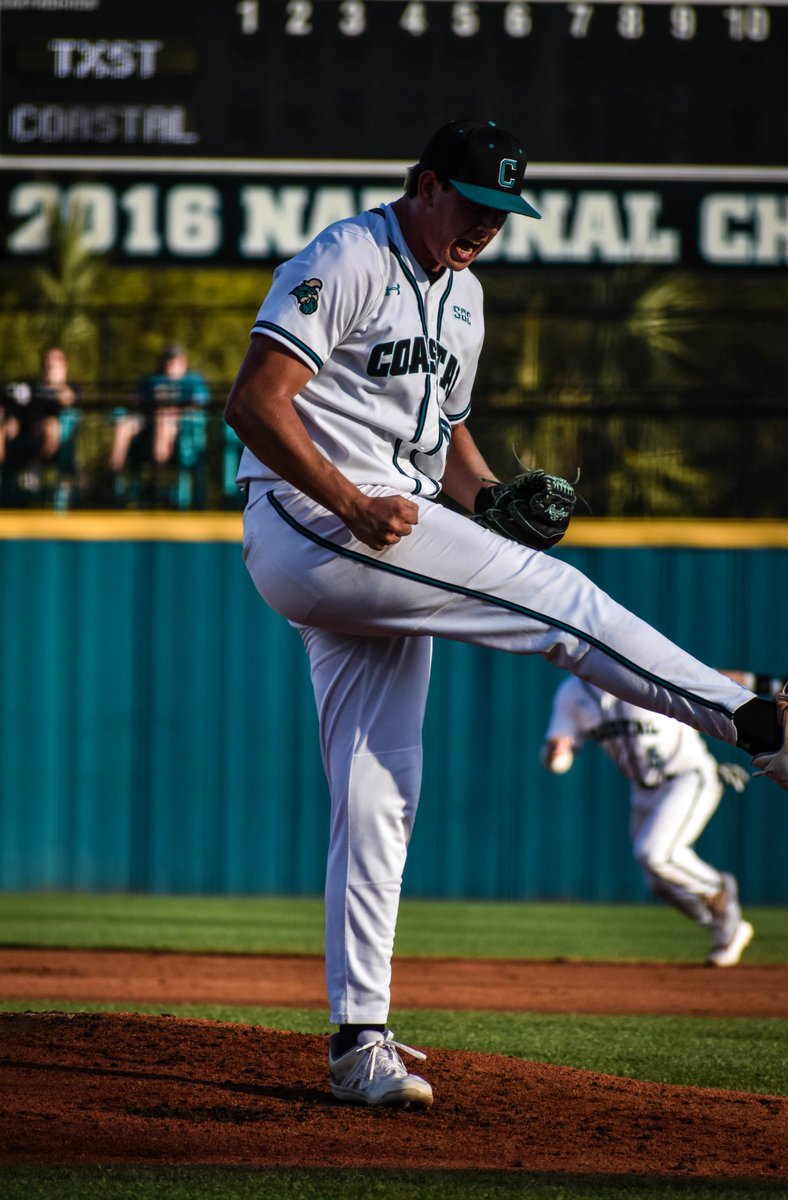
[
  {"xmin": 0, "ymin": 511, "xmax": 785, "ymax": 547},
  {"xmin": 0, "ymin": 511, "xmax": 243, "ymax": 542},
  {"xmin": 564, "ymin": 518, "xmax": 788, "ymax": 549}
]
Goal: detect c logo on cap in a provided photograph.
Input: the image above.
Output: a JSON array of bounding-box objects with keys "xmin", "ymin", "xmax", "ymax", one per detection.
[{"xmin": 498, "ymin": 159, "xmax": 518, "ymax": 189}]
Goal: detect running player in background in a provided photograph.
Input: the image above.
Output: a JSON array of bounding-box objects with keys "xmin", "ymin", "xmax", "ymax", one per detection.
[
  {"xmin": 225, "ymin": 118, "xmax": 788, "ymax": 1108},
  {"xmin": 539, "ymin": 672, "xmax": 782, "ymax": 966}
]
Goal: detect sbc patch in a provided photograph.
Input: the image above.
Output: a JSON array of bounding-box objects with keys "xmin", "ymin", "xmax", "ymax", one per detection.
[{"xmin": 290, "ymin": 278, "xmax": 323, "ymax": 315}]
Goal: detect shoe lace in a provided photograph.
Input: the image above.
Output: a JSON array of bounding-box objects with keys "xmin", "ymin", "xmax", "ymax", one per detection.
[{"xmin": 357, "ymin": 1031, "xmax": 427, "ymax": 1082}]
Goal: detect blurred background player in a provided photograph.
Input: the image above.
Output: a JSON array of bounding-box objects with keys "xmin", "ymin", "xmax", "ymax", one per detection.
[{"xmin": 539, "ymin": 671, "xmax": 783, "ymax": 966}]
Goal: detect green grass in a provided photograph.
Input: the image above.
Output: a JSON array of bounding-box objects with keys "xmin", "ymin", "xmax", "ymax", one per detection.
[
  {"xmin": 2, "ymin": 894, "xmax": 786, "ymax": 1200},
  {"xmin": 2, "ymin": 1166, "xmax": 787, "ymax": 1200},
  {"xmin": 1, "ymin": 892, "xmax": 787, "ymax": 962}
]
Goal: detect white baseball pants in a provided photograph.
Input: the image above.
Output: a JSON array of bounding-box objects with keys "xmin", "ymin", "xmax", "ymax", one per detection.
[
  {"xmin": 630, "ymin": 767, "xmax": 724, "ymax": 923},
  {"xmin": 242, "ymin": 484, "xmax": 752, "ymax": 1023}
]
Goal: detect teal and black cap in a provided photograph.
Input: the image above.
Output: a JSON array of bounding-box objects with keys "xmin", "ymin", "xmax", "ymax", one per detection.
[{"xmin": 419, "ymin": 119, "xmax": 541, "ymax": 219}]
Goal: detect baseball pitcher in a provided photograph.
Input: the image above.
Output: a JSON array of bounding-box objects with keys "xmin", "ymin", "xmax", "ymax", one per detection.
[{"xmin": 226, "ymin": 119, "xmax": 788, "ymax": 1108}]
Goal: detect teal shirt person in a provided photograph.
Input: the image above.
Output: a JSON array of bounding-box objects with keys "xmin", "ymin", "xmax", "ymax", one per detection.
[
  {"xmin": 136, "ymin": 348, "xmax": 210, "ymax": 415},
  {"xmin": 109, "ymin": 344, "xmax": 211, "ymax": 483}
]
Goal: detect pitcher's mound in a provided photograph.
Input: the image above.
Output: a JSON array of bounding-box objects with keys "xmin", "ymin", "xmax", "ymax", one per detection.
[{"xmin": 1, "ymin": 1011, "xmax": 785, "ymax": 1178}]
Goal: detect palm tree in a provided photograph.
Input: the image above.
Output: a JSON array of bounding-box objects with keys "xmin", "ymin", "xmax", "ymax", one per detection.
[
  {"xmin": 29, "ymin": 199, "xmax": 106, "ymax": 374},
  {"xmin": 475, "ymin": 267, "xmax": 726, "ymax": 515}
]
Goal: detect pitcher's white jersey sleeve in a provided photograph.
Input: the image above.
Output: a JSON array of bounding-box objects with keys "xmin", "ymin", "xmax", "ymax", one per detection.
[
  {"xmin": 254, "ymin": 219, "xmax": 386, "ymax": 374},
  {"xmin": 237, "ymin": 205, "xmax": 486, "ymax": 496}
]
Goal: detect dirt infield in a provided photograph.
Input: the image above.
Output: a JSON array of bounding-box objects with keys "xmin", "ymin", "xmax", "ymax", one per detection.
[
  {"xmin": 1, "ymin": 949, "xmax": 787, "ymax": 1178},
  {"xmin": 1, "ymin": 948, "xmax": 787, "ymax": 1017}
]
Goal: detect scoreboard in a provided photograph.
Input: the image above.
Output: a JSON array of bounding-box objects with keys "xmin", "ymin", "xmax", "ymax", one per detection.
[
  {"xmin": 0, "ymin": 0, "xmax": 786, "ymax": 267},
  {"xmin": 2, "ymin": 0, "xmax": 785, "ymax": 166}
]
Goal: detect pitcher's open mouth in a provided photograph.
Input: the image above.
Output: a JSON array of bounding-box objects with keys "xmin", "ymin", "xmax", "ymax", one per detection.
[{"xmin": 454, "ymin": 237, "xmax": 482, "ymax": 262}]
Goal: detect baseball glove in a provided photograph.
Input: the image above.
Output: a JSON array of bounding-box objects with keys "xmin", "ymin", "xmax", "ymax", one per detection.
[{"xmin": 472, "ymin": 470, "xmax": 577, "ymax": 550}]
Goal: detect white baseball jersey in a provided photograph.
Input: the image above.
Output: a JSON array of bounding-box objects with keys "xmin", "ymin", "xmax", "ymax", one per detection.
[
  {"xmin": 237, "ymin": 203, "xmax": 484, "ymax": 496},
  {"xmin": 546, "ymin": 675, "xmax": 720, "ymax": 788}
]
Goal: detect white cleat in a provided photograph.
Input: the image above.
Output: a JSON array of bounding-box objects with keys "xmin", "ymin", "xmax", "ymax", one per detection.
[
  {"xmin": 707, "ymin": 919, "xmax": 754, "ymax": 967},
  {"xmin": 707, "ymin": 873, "xmax": 751, "ymax": 967},
  {"xmin": 708, "ymin": 872, "xmax": 742, "ymax": 946},
  {"xmin": 751, "ymin": 684, "xmax": 788, "ymax": 790},
  {"xmin": 329, "ymin": 1029, "xmax": 434, "ymax": 1108}
]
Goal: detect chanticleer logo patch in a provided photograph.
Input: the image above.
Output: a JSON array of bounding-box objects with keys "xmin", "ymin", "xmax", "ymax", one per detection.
[{"xmin": 289, "ymin": 278, "xmax": 323, "ymax": 315}]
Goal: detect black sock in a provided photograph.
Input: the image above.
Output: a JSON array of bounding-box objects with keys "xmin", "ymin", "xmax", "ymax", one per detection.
[
  {"xmin": 733, "ymin": 697, "xmax": 782, "ymax": 755},
  {"xmin": 335, "ymin": 1022, "xmax": 385, "ymax": 1054}
]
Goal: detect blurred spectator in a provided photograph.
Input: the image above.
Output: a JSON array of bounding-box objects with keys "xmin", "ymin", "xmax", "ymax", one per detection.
[
  {"xmin": 0, "ymin": 347, "xmax": 80, "ymax": 505},
  {"xmin": 109, "ymin": 343, "xmax": 211, "ymax": 506}
]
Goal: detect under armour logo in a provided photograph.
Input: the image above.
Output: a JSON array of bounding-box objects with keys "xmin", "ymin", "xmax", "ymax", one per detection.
[{"xmin": 385, "ymin": 284, "xmax": 401, "ymax": 296}]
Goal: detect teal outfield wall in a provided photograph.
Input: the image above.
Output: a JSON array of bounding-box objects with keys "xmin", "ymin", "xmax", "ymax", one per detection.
[{"xmin": 0, "ymin": 527, "xmax": 786, "ymax": 903}]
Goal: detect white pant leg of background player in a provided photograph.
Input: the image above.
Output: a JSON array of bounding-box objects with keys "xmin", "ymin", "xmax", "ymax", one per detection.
[
  {"xmin": 298, "ymin": 624, "xmax": 431, "ymax": 1025},
  {"xmin": 629, "ymin": 768, "xmax": 724, "ymax": 923}
]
